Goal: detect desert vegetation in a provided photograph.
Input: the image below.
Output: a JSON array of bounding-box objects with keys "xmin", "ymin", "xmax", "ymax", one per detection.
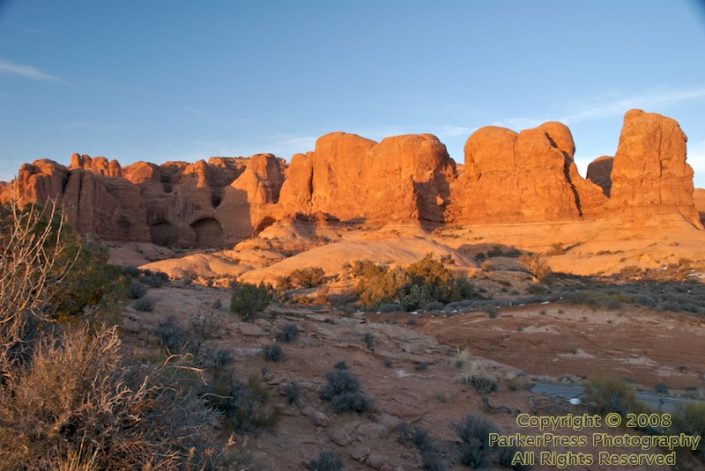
[
  {"xmin": 351, "ymin": 254, "xmax": 479, "ymax": 311},
  {"xmin": 0, "ymin": 204, "xmax": 270, "ymax": 470}
]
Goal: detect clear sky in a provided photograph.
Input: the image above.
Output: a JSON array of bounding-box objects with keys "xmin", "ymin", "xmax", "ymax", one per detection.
[{"xmin": 1, "ymin": 0, "xmax": 705, "ymax": 185}]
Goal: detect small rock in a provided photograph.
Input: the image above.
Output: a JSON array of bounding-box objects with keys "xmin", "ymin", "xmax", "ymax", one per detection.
[
  {"xmin": 302, "ymin": 406, "xmax": 330, "ymax": 427},
  {"xmin": 238, "ymin": 323, "xmax": 267, "ymax": 336},
  {"xmin": 356, "ymin": 422, "xmax": 388, "ymax": 441},
  {"xmin": 375, "ymin": 412, "xmax": 403, "ymax": 431},
  {"xmin": 366, "ymin": 453, "xmax": 388, "ymax": 469},
  {"xmin": 349, "ymin": 445, "xmax": 370, "ymax": 462},
  {"xmin": 329, "ymin": 421, "xmax": 360, "ymax": 446}
]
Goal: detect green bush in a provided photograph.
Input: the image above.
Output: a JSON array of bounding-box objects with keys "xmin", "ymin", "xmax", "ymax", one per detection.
[
  {"xmin": 582, "ymin": 375, "xmax": 639, "ymax": 416},
  {"xmin": 128, "ymin": 281, "xmax": 147, "ymax": 299},
  {"xmin": 671, "ymin": 403, "xmax": 705, "ymax": 460},
  {"xmin": 133, "ymin": 298, "xmax": 153, "ymax": 312},
  {"xmin": 230, "ymin": 282, "xmax": 272, "ymax": 321},
  {"xmin": 48, "ymin": 229, "xmax": 129, "ymax": 319},
  {"xmin": 354, "ymin": 254, "xmax": 479, "ymax": 311}
]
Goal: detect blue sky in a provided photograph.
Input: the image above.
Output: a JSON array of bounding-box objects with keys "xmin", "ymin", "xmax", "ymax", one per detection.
[{"xmin": 1, "ymin": 0, "xmax": 705, "ymax": 185}]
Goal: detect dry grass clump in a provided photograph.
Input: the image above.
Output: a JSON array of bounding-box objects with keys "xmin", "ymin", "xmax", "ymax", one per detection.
[
  {"xmin": 0, "ymin": 203, "xmax": 265, "ymax": 469},
  {"xmin": 453, "ymin": 350, "xmax": 498, "ymax": 395}
]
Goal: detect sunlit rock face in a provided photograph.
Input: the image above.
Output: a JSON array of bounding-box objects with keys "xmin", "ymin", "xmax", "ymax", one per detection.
[{"xmin": 1, "ymin": 109, "xmax": 700, "ymax": 246}]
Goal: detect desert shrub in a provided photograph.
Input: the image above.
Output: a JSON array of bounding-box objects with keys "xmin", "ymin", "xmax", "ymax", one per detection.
[
  {"xmin": 331, "ymin": 391, "xmax": 372, "ymax": 413},
  {"xmin": 519, "ymin": 253, "xmax": 552, "ymax": 282},
  {"xmin": 122, "ymin": 265, "xmax": 140, "ymax": 278},
  {"xmin": 0, "ymin": 203, "xmax": 239, "ymax": 468},
  {"xmin": 128, "ymin": 280, "xmax": 147, "ymax": 299},
  {"xmin": 378, "ymin": 302, "xmax": 402, "ymax": 312},
  {"xmin": 465, "ymin": 374, "xmax": 498, "ymax": 394},
  {"xmin": 288, "ymin": 267, "xmax": 326, "ymax": 288},
  {"xmin": 263, "ymin": 344, "xmax": 283, "ymax": 362},
  {"xmin": 204, "ymin": 348, "xmax": 234, "ymax": 370},
  {"xmin": 230, "ymin": 282, "xmax": 272, "ymax": 321},
  {"xmin": 321, "ymin": 370, "xmax": 360, "ymax": 400},
  {"xmin": 527, "ymin": 284, "xmax": 550, "ymax": 295},
  {"xmin": 485, "ymin": 305, "xmax": 498, "ymax": 318},
  {"xmin": 207, "ymin": 373, "xmax": 280, "ymax": 433},
  {"xmin": 154, "ymin": 317, "xmax": 185, "ymax": 353},
  {"xmin": 456, "ymin": 357, "xmax": 498, "ymax": 394},
  {"xmin": 475, "ymin": 252, "xmax": 486, "ymax": 261},
  {"xmin": 1, "ymin": 207, "xmax": 132, "ymax": 319},
  {"xmin": 188, "ymin": 306, "xmax": 226, "ymax": 357},
  {"xmin": 133, "ymin": 298, "xmax": 153, "ymax": 312},
  {"xmin": 362, "ymin": 333, "xmax": 374, "ymax": 350},
  {"xmin": 334, "ymin": 360, "xmax": 349, "ymax": 370},
  {"xmin": 671, "ymin": 403, "xmax": 705, "ymax": 459},
  {"xmin": 0, "ymin": 324, "xmax": 226, "ymax": 469},
  {"xmin": 277, "ymin": 323, "xmax": 299, "ymax": 343},
  {"xmin": 454, "ymin": 415, "xmax": 498, "ymax": 468},
  {"xmin": 320, "ymin": 370, "xmax": 371, "ymax": 413},
  {"xmin": 563, "ymin": 289, "xmax": 631, "ymax": 309},
  {"xmin": 355, "ymin": 254, "xmax": 479, "ymax": 311},
  {"xmin": 397, "ymin": 423, "xmax": 449, "ymax": 470},
  {"xmin": 308, "ymin": 450, "xmax": 344, "ymax": 471},
  {"xmin": 654, "ymin": 383, "xmax": 669, "ymax": 394},
  {"xmin": 498, "ymin": 445, "xmax": 532, "ymax": 470},
  {"xmin": 139, "ymin": 270, "xmax": 169, "ymax": 288},
  {"xmin": 582, "ymin": 375, "xmax": 639, "ymax": 416},
  {"xmin": 285, "ymin": 381, "xmax": 301, "ymax": 404},
  {"xmin": 398, "ymin": 423, "xmax": 431, "ymax": 449}
]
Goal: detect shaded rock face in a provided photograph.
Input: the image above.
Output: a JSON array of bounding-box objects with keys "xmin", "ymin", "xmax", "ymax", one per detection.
[
  {"xmin": 449, "ymin": 122, "xmax": 607, "ymax": 222},
  {"xmin": 694, "ymin": 189, "xmax": 705, "ymax": 226},
  {"xmin": 1, "ymin": 109, "xmax": 701, "ymax": 246},
  {"xmin": 609, "ymin": 109, "xmax": 700, "ymax": 226},
  {"xmin": 587, "ymin": 156, "xmax": 614, "ymax": 196}
]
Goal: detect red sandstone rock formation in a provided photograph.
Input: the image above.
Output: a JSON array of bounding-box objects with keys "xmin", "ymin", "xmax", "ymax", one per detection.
[
  {"xmin": 449, "ymin": 121, "xmax": 606, "ymax": 222},
  {"xmin": 279, "ymin": 132, "xmax": 455, "ymax": 225},
  {"xmin": 609, "ymin": 109, "xmax": 700, "ymax": 226},
  {"xmin": 1, "ymin": 109, "xmax": 700, "ymax": 246}
]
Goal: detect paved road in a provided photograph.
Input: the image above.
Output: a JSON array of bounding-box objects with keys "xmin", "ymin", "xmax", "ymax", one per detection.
[{"xmin": 532, "ymin": 382, "xmax": 705, "ymax": 413}]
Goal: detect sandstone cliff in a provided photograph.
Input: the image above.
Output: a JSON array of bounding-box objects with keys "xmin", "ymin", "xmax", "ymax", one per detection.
[
  {"xmin": 1, "ymin": 109, "xmax": 700, "ymax": 246},
  {"xmin": 448, "ymin": 121, "xmax": 607, "ymax": 222},
  {"xmin": 608, "ymin": 109, "xmax": 700, "ymax": 226}
]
